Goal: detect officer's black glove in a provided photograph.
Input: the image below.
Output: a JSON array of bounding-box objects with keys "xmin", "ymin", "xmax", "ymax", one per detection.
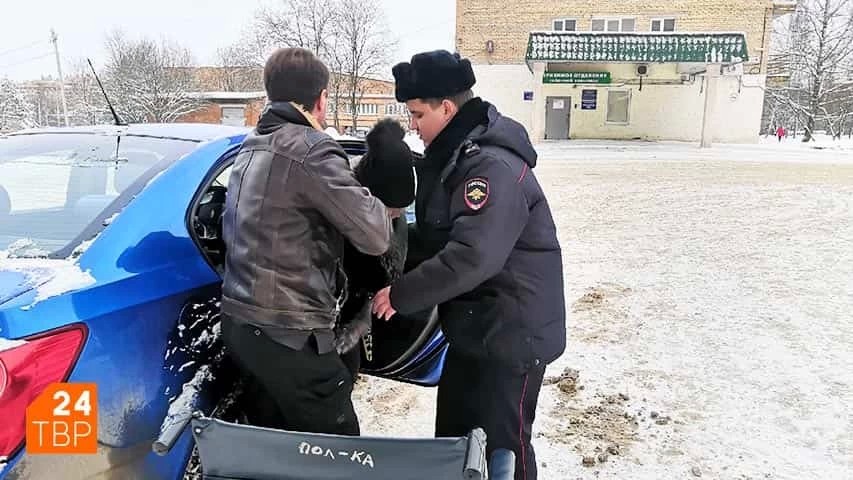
[{"xmin": 334, "ymin": 298, "xmax": 372, "ymax": 355}]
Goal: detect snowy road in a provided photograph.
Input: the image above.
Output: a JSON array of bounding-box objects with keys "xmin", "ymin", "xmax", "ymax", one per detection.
[{"xmin": 353, "ymin": 139, "xmax": 853, "ymax": 480}]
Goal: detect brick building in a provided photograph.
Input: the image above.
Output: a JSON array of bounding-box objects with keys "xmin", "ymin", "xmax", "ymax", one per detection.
[
  {"xmin": 326, "ymin": 76, "xmax": 408, "ymax": 133},
  {"xmin": 456, "ymin": 0, "xmax": 798, "ymax": 143},
  {"xmin": 176, "ymin": 67, "xmax": 407, "ymax": 131}
]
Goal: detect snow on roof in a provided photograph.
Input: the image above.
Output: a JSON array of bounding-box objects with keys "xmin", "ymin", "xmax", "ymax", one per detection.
[
  {"xmin": 526, "ymin": 31, "xmax": 749, "ymax": 64},
  {"xmin": 187, "ymin": 91, "xmax": 267, "ymax": 100}
]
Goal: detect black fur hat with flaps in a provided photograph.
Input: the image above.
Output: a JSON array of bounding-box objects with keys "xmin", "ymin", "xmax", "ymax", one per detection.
[
  {"xmin": 355, "ymin": 118, "xmax": 415, "ymax": 209},
  {"xmin": 392, "ymin": 50, "xmax": 476, "ymax": 102}
]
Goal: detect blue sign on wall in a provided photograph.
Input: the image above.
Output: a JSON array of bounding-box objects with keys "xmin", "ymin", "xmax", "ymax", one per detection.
[
  {"xmin": 523, "ymin": 91, "xmax": 534, "ymax": 101},
  {"xmin": 581, "ymin": 89, "xmax": 597, "ymax": 110}
]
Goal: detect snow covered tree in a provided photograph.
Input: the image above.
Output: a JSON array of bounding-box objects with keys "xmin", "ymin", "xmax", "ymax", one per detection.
[
  {"xmin": 102, "ymin": 30, "xmax": 203, "ymax": 123},
  {"xmin": 64, "ymin": 59, "xmax": 111, "ymax": 126},
  {"xmin": 0, "ymin": 78, "xmax": 35, "ymax": 132},
  {"xmin": 766, "ymin": 0, "xmax": 853, "ymax": 141}
]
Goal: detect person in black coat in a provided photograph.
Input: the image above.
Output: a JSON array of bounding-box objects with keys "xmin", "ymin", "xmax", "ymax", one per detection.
[{"xmin": 335, "ymin": 118, "xmax": 415, "ymax": 377}]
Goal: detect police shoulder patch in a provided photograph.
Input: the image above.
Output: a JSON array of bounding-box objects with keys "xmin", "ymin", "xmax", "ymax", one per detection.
[{"xmin": 464, "ymin": 177, "xmax": 489, "ymax": 211}]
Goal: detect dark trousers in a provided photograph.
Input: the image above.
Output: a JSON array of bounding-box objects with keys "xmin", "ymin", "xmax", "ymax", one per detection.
[
  {"xmin": 436, "ymin": 349, "xmax": 545, "ymax": 480},
  {"xmin": 222, "ymin": 319, "xmax": 360, "ymax": 435}
]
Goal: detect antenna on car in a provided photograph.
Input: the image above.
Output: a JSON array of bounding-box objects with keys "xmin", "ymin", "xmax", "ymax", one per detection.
[{"xmin": 87, "ymin": 58, "xmax": 126, "ymax": 126}]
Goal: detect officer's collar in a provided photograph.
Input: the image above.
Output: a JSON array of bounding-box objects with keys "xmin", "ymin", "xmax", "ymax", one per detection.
[
  {"xmin": 422, "ymin": 97, "xmax": 488, "ymax": 171},
  {"xmin": 439, "ymin": 124, "xmax": 487, "ymax": 185}
]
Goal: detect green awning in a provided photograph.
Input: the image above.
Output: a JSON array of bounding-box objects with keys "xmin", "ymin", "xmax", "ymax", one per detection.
[{"xmin": 526, "ymin": 32, "xmax": 749, "ymax": 66}]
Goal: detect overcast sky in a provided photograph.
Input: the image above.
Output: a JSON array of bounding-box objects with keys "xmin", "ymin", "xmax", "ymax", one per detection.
[{"xmin": 0, "ymin": 0, "xmax": 456, "ymax": 81}]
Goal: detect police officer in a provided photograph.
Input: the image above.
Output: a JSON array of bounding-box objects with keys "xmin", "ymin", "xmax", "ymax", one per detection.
[{"xmin": 372, "ymin": 50, "xmax": 566, "ymax": 480}]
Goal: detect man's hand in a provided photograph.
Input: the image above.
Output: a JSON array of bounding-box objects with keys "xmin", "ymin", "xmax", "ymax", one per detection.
[{"xmin": 372, "ymin": 286, "xmax": 397, "ymax": 321}]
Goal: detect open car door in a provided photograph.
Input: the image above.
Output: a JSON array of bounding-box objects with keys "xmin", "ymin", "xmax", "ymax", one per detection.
[{"xmin": 188, "ymin": 140, "xmax": 448, "ymax": 388}]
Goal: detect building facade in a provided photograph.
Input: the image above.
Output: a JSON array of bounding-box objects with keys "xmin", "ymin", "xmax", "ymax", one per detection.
[
  {"xmin": 179, "ymin": 91, "xmax": 267, "ymax": 127},
  {"xmin": 456, "ymin": 0, "xmax": 797, "ymax": 143},
  {"xmin": 176, "ymin": 68, "xmax": 407, "ymax": 132}
]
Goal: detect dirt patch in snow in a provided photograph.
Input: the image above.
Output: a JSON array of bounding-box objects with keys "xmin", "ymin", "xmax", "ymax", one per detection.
[
  {"xmin": 572, "ymin": 283, "xmax": 633, "ymax": 315},
  {"xmin": 352, "ymin": 376, "xmax": 419, "ymax": 419},
  {"xmin": 543, "ymin": 368, "xmax": 640, "ymax": 465}
]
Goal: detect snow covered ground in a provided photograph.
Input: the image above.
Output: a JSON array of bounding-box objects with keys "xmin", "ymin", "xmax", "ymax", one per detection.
[
  {"xmin": 1, "ymin": 135, "xmax": 849, "ymax": 479},
  {"xmin": 352, "ymin": 138, "xmax": 853, "ymax": 480}
]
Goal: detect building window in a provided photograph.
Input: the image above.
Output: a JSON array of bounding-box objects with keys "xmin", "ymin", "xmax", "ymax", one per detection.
[
  {"xmin": 552, "ymin": 18, "xmax": 577, "ymax": 31},
  {"xmin": 591, "ymin": 17, "xmax": 635, "ymax": 32},
  {"xmin": 221, "ymin": 105, "xmax": 245, "ymax": 126},
  {"xmin": 356, "ymin": 103, "xmax": 378, "ymax": 115},
  {"xmin": 386, "ymin": 103, "xmax": 408, "ymax": 116},
  {"xmin": 651, "ymin": 18, "xmax": 676, "ymax": 32},
  {"xmin": 606, "ymin": 90, "xmax": 630, "ymax": 124}
]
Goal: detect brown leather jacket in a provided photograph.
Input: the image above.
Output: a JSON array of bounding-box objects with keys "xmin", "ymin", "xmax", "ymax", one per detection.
[{"xmin": 221, "ymin": 102, "xmax": 390, "ymax": 345}]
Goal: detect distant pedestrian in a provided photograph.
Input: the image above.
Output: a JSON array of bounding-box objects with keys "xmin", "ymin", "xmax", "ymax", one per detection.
[{"xmin": 776, "ymin": 126, "xmax": 785, "ymax": 142}]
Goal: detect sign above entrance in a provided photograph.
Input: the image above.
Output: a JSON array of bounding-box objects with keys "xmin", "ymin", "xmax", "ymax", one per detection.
[
  {"xmin": 543, "ymin": 71, "xmax": 611, "ymax": 84},
  {"xmin": 526, "ymin": 32, "xmax": 749, "ymax": 64}
]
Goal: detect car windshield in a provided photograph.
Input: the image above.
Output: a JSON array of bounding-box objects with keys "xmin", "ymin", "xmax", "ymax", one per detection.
[{"xmin": 0, "ymin": 132, "xmax": 198, "ymax": 257}]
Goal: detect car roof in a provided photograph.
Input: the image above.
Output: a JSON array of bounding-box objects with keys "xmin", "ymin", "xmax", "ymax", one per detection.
[
  {"xmin": 6, "ymin": 123, "xmax": 377, "ymax": 146},
  {"xmin": 7, "ymin": 123, "xmax": 251, "ymax": 143},
  {"xmin": 4, "ymin": 123, "xmax": 399, "ymax": 159}
]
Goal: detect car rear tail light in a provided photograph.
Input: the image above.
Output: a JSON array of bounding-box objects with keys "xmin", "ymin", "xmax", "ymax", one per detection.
[{"xmin": 0, "ymin": 324, "xmax": 87, "ymax": 459}]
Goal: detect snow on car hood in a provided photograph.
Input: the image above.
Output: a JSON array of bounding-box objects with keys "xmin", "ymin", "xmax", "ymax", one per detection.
[{"xmin": 0, "ymin": 247, "xmax": 95, "ymax": 309}]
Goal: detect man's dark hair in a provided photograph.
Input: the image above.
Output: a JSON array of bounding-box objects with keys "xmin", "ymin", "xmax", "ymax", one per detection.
[
  {"xmin": 424, "ymin": 89, "xmax": 474, "ymax": 109},
  {"xmin": 263, "ymin": 48, "xmax": 330, "ymax": 110}
]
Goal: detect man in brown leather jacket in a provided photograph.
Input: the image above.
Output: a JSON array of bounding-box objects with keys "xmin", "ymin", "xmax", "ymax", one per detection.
[{"xmin": 220, "ymin": 48, "xmax": 391, "ymax": 435}]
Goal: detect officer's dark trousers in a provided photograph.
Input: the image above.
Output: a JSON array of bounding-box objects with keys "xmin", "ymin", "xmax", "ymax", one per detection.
[
  {"xmin": 222, "ymin": 318, "xmax": 360, "ymax": 436},
  {"xmin": 436, "ymin": 348, "xmax": 546, "ymax": 480}
]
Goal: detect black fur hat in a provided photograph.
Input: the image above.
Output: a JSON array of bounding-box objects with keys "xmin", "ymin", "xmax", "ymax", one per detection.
[
  {"xmin": 355, "ymin": 118, "xmax": 415, "ymax": 208},
  {"xmin": 392, "ymin": 50, "xmax": 476, "ymax": 102}
]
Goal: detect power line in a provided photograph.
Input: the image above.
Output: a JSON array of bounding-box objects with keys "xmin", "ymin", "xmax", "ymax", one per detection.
[
  {"xmin": 0, "ymin": 52, "xmax": 54, "ymax": 70},
  {"xmin": 0, "ymin": 40, "xmax": 47, "ymax": 58}
]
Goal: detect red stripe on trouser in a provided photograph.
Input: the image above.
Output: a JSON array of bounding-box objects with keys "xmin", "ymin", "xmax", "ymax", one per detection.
[{"xmin": 518, "ymin": 373, "xmax": 529, "ymax": 480}]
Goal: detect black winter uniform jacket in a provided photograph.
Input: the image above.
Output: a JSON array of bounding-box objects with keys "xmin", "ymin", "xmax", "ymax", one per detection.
[{"xmin": 390, "ymin": 100, "xmax": 566, "ymax": 370}]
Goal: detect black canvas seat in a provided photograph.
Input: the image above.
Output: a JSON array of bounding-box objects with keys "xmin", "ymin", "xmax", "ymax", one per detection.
[{"xmin": 189, "ymin": 415, "xmax": 515, "ymax": 480}]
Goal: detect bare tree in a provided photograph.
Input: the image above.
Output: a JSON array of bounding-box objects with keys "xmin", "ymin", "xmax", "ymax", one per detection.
[
  {"xmin": 251, "ymin": 0, "xmax": 345, "ymax": 125},
  {"xmin": 765, "ymin": 0, "xmax": 853, "ymax": 141},
  {"xmin": 233, "ymin": 0, "xmax": 395, "ymax": 130},
  {"xmin": 254, "ymin": 0, "xmax": 338, "ymax": 57},
  {"xmin": 0, "ymin": 78, "xmax": 34, "ymax": 132},
  {"xmin": 335, "ymin": 0, "xmax": 395, "ymax": 130},
  {"xmin": 213, "ymin": 46, "xmax": 264, "ymax": 92},
  {"xmin": 102, "ymin": 30, "xmax": 203, "ymax": 123}
]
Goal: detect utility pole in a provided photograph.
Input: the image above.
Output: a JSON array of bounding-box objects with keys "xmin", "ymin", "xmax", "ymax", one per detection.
[
  {"xmin": 700, "ymin": 64, "xmax": 721, "ymax": 148},
  {"xmin": 50, "ymin": 28, "xmax": 70, "ymax": 127}
]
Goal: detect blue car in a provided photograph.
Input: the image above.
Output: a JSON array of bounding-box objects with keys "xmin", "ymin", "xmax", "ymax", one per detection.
[{"xmin": 0, "ymin": 124, "xmax": 447, "ymax": 479}]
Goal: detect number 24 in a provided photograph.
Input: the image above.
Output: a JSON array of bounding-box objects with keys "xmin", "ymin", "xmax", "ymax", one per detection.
[{"xmin": 53, "ymin": 390, "xmax": 93, "ymax": 416}]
